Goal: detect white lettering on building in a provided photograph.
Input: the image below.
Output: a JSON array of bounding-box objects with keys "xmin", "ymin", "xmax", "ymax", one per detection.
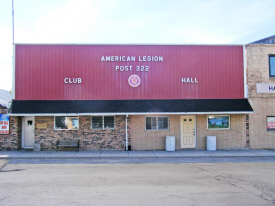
[
  {"xmin": 101, "ymin": 56, "xmax": 163, "ymax": 62},
  {"xmin": 181, "ymin": 78, "xmax": 198, "ymax": 83},
  {"xmin": 101, "ymin": 56, "xmax": 135, "ymax": 62},
  {"xmin": 138, "ymin": 56, "xmax": 163, "ymax": 62},
  {"xmin": 115, "ymin": 66, "xmax": 133, "ymax": 72},
  {"xmin": 64, "ymin": 78, "xmax": 82, "ymax": 84},
  {"xmin": 101, "ymin": 55, "xmax": 163, "ymax": 72}
]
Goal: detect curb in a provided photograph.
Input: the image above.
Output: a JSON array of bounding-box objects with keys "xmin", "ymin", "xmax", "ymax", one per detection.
[{"xmin": 1, "ymin": 155, "xmax": 275, "ymax": 160}]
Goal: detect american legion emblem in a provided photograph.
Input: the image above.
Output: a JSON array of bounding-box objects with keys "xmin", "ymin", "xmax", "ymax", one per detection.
[{"xmin": 128, "ymin": 75, "xmax": 141, "ymax": 87}]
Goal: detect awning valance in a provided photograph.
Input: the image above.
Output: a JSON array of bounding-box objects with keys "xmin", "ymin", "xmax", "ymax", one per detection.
[{"xmin": 10, "ymin": 99, "xmax": 253, "ymax": 116}]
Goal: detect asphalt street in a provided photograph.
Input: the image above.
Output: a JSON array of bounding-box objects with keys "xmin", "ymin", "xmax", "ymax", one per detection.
[{"xmin": 1, "ymin": 159, "xmax": 275, "ymax": 206}]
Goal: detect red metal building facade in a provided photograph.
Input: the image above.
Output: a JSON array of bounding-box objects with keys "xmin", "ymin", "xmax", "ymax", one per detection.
[{"xmin": 15, "ymin": 45, "xmax": 244, "ymax": 101}]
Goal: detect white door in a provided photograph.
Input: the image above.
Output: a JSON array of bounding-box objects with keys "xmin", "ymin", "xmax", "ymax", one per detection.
[
  {"xmin": 23, "ymin": 116, "xmax": 35, "ymax": 148},
  {"xmin": 181, "ymin": 117, "xmax": 196, "ymax": 148}
]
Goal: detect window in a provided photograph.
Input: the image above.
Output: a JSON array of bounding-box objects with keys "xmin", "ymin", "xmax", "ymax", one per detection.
[
  {"xmin": 55, "ymin": 116, "xmax": 79, "ymax": 130},
  {"xmin": 146, "ymin": 117, "xmax": 169, "ymax": 130},
  {"xmin": 207, "ymin": 115, "xmax": 230, "ymax": 130},
  {"xmin": 92, "ymin": 116, "xmax": 115, "ymax": 129},
  {"xmin": 269, "ymin": 55, "xmax": 275, "ymax": 77},
  {"xmin": 267, "ymin": 117, "xmax": 275, "ymax": 130}
]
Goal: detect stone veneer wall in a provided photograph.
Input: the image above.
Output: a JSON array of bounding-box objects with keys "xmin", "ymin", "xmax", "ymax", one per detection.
[
  {"xmin": 35, "ymin": 115, "xmax": 129, "ymax": 151},
  {"xmin": 246, "ymin": 44, "xmax": 275, "ymax": 149},
  {"xmin": 130, "ymin": 114, "xmax": 246, "ymax": 150},
  {"xmin": 0, "ymin": 109, "xmax": 22, "ymax": 151}
]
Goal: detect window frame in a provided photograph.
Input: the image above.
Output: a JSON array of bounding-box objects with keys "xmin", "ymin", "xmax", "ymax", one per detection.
[
  {"xmin": 267, "ymin": 116, "xmax": 275, "ymax": 131},
  {"xmin": 269, "ymin": 55, "xmax": 275, "ymax": 78},
  {"xmin": 54, "ymin": 116, "xmax": 79, "ymax": 130},
  {"xmin": 145, "ymin": 116, "xmax": 169, "ymax": 131},
  {"xmin": 91, "ymin": 116, "xmax": 115, "ymax": 130},
  {"xmin": 207, "ymin": 115, "xmax": 230, "ymax": 130}
]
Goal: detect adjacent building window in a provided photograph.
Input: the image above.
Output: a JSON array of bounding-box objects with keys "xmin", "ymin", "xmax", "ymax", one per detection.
[
  {"xmin": 267, "ymin": 117, "xmax": 275, "ymax": 130},
  {"xmin": 146, "ymin": 117, "xmax": 169, "ymax": 130},
  {"xmin": 55, "ymin": 116, "xmax": 79, "ymax": 130},
  {"xmin": 92, "ymin": 116, "xmax": 115, "ymax": 129},
  {"xmin": 269, "ymin": 55, "xmax": 275, "ymax": 77},
  {"xmin": 207, "ymin": 115, "xmax": 230, "ymax": 130}
]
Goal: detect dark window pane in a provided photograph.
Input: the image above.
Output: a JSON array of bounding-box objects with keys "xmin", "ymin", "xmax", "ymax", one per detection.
[
  {"xmin": 163, "ymin": 117, "xmax": 169, "ymax": 129},
  {"xmin": 146, "ymin": 117, "xmax": 151, "ymax": 129},
  {"xmin": 92, "ymin": 116, "xmax": 102, "ymax": 129},
  {"xmin": 56, "ymin": 116, "xmax": 66, "ymax": 128},
  {"xmin": 151, "ymin": 117, "xmax": 157, "ymax": 130},
  {"xmin": 158, "ymin": 117, "xmax": 168, "ymax": 130},
  {"xmin": 158, "ymin": 117, "xmax": 163, "ymax": 129},
  {"xmin": 104, "ymin": 116, "xmax": 114, "ymax": 129}
]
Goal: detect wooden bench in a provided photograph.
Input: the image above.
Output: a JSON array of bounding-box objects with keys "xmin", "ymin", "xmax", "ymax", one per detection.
[{"xmin": 56, "ymin": 139, "xmax": 80, "ymax": 151}]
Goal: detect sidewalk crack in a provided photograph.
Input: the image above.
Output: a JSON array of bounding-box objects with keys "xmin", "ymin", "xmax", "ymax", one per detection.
[
  {"xmin": 0, "ymin": 160, "xmax": 8, "ymax": 171},
  {"xmin": 99, "ymin": 151, "xmax": 103, "ymax": 159},
  {"xmin": 151, "ymin": 150, "xmax": 157, "ymax": 158}
]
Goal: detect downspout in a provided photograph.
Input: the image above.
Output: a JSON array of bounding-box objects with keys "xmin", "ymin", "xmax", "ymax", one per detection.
[{"xmin": 125, "ymin": 114, "xmax": 128, "ymax": 151}]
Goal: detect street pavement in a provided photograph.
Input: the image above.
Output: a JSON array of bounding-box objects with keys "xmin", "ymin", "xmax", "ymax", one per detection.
[{"xmin": 1, "ymin": 161, "xmax": 275, "ymax": 205}]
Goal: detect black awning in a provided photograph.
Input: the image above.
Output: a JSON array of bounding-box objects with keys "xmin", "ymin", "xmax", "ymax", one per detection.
[{"xmin": 10, "ymin": 99, "xmax": 253, "ymax": 114}]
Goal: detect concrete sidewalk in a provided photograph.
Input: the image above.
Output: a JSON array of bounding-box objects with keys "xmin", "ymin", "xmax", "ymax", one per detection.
[{"xmin": 0, "ymin": 149, "xmax": 275, "ymax": 160}]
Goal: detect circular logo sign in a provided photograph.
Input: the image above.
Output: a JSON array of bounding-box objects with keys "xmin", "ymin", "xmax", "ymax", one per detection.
[{"xmin": 128, "ymin": 75, "xmax": 141, "ymax": 87}]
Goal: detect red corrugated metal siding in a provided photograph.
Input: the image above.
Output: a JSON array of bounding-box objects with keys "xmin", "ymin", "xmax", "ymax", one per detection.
[{"xmin": 15, "ymin": 45, "xmax": 244, "ymax": 100}]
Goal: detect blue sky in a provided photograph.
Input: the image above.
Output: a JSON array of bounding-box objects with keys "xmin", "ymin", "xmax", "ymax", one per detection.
[{"xmin": 0, "ymin": 0, "xmax": 275, "ymax": 91}]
